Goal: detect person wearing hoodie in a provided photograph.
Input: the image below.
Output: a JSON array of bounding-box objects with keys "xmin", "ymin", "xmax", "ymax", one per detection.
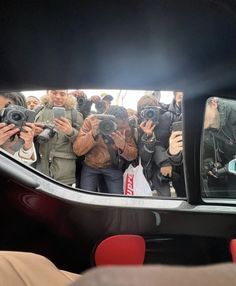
[
  {"xmin": 201, "ymin": 97, "xmax": 236, "ymax": 198},
  {"xmin": 34, "ymin": 90, "xmax": 83, "ymax": 185}
]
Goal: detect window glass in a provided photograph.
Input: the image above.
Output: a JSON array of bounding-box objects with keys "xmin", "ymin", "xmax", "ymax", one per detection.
[
  {"xmin": 201, "ymin": 97, "xmax": 236, "ymax": 199},
  {"xmin": 0, "ymin": 89, "xmax": 186, "ymax": 199}
]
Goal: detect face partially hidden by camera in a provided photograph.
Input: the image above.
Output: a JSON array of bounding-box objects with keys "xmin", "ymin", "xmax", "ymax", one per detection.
[
  {"xmin": 95, "ymin": 115, "xmax": 129, "ymax": 137},
  {"xmin": 140, "ymin": 106, "xmax": 160, "ymax": 126}
]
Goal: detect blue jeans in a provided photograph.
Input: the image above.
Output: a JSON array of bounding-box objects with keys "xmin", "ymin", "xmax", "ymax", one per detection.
[{"xmin": 80, "ymin": 164, "xmax": 123, "ymax": 194}]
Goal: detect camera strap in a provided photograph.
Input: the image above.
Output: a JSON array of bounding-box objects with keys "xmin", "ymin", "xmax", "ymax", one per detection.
[
  {"xmin": 102, "ymin": 135, "xmax": 121, "ymax": 169},
  {"xmin": 71, "ymin": 109, "xmax": 80, "ymax": 128}
]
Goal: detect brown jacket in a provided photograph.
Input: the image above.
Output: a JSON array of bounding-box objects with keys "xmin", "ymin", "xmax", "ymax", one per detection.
[{"xmin": 73, "ymin": 115, "xmax": 137, "ymax": 168}]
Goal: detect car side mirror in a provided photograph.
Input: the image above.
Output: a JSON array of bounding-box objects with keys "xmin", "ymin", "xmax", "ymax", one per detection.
[{"xmin": 227, "ymin": 158, "xmax": 236, "ymax": 175}]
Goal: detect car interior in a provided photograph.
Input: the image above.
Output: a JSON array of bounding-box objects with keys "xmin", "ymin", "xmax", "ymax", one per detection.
[{"xmin": 1, "ymin": 0, "xmax": 236, "ymax": 284}]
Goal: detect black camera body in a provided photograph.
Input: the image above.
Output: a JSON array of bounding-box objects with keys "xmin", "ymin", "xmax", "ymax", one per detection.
[
  {"xmin": 77, "ymin": 96, "xmax": 88, "ymax": 109},
  {"xmin": 37, "ymin": 124, "xmax": 57, "ymax": 143},
  {"xmin": 202, "ymin": 158, "xmax": 234, "ymax": 178},
  {"xmin": 140, "ymin": 106, "xmax": 160, "ymax": 125},
  {"xmin": 157, "ymin": 172, "xmax": 172, "ymax": 183},
  {"xmin": 0, "ymin": 104, "xmax": 36, "ymax": 130},
  {"xmin": 95, "ymin": 114, "xmax": 117, "ymax": 136},
  {"xmin": 95, "ymin": 100, "xmax": 107, "ymax": 113},
  {"xmin": 128, "ymin": 117, "xmax": 138, "ymax": 129}
]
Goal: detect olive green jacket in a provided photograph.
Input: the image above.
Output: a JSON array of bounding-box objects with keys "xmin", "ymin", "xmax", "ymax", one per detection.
[{"xmin": 35, "ymin": 104, "xmax": 83, "ymax": 185}]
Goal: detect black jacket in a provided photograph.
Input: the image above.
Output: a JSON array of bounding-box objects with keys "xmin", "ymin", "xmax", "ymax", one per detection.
[
  {"xmin": 203, "ymin": 98, "xmax": 236, "ymax": 169},
  {"xmin": 138, "ymin": 111, "xmax": 172, "ymax": 188}
]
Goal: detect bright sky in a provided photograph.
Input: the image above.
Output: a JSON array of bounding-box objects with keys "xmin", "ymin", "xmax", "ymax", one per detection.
[{"xmin": 22, "ymin": 89, "xmax": 174, "ymax": 110}]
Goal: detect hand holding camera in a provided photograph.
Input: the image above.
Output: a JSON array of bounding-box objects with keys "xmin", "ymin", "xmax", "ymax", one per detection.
[
  {"xmin": 140, "ymin": 120, "xmax": 155, "ymax": 137},
  {"xmin": 169, "ymin": 131, "xmax": 183, "ymax": 155},
  {"xmin": 90, "ymin": 117, "xmax": 101, "ymax": 138},
  {"xmin": 0, "ymin": 123, "xmax": 19, "ymax": 146},
  {"xmin": 20, "ymin": 123, "xmax": 35, "ymax": 150},
  {"xmin": 34, "ymin": 123, "xmax": 44, "ymax": 136},
  {"xmin": 111, "ymin": 130, "xmax": 126, "ymax": 151},
  {"xmin": 140, "ymin": 106, "xmax": 160, "ymax": 125}
]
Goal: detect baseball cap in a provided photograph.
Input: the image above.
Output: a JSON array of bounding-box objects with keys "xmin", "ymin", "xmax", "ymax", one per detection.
[{"xmin": 100, "ymin": 93, "xmax": 114, "ymax": 102}]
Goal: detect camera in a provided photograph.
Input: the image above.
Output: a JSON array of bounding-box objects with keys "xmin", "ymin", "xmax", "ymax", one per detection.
[
  {"xmin": 201, "ymin": 158, "xmax": 236, "ymax": 178},
  {"xmin": 140, "ymin": 106, "xmax": 160, "ymax": 125},
  {"xmin": 95, "ymin": 100, "xmax": 107, "ymax": 113},
  {"xmin": 128, "ymin": 117, "xmax": 138, "ymax": 129},
  {"xmin": 77, "ymin": 96, "xmax": 87, "ymax": 109},
  {"xmin": 76, "ymin": 96, "xmax": 92, "ymax": 118},
  {"xmin": 0, "ymin": 104, "xmax": 36, "ymax": 130},
  {"xmin": 201, "ymin": 158, "xmax": 224, "ymax": 178},
  {"xmin": 95, "ymin": 114, "xmax": 117, "ymax": 136},
  {"xmin": 37, "ymin": 124, "xmax": 57, "ymax": 143},
  {"xmin": 157, "ymin": 172, "xmax": 172, "ymax": 183}
]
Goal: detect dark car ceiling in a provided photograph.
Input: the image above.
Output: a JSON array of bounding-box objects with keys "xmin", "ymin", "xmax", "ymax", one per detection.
[{"xmin": 0, "ymin": 0, "xmax": 236, "ymax": 95}]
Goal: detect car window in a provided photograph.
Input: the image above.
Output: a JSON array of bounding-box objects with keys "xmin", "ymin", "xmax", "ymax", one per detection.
[
  {"xmin": 201, "ymin": 97, "xmax": 236, "ymax": 199},
  {"xmin": 0, "ymin": 90, "xmax": 186, "ymax": 199}
]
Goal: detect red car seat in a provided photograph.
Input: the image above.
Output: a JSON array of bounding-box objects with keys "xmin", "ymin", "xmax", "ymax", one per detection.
[
  {"xmin": 230, "ymin": 239, "xmax": 236, "ymax": 262},
  {"xmin": 94, "ymin": 234, "xmax": 146, "ymax": 266}
]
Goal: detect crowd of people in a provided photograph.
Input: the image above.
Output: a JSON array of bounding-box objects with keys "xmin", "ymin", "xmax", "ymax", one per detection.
[{"xmin": 0, "ymin": 90, "xmax": 185, "ymax": 197}]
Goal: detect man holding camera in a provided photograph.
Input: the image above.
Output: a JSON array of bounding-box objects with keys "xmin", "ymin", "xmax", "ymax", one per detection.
[
  {"xmin": 73, "ymin": 105, "xmax": 137, "ymax": 194},
  {"xmin": 137, "ymin": 95, "xmax": 173, "ymax": 197},
  {"xmin": 71, "ymin": 90, "xmax": 113, "ymax": 119},
  {"xmin": 34, "ymin": 90, "xmax": 83, "ymax": 186},
  {"xmin": 202, "ymin": 97, "xmax": 236, "ymax": 198}
]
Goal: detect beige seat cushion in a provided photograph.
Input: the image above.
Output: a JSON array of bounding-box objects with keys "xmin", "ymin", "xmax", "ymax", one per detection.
[
  {"xmin": 74, "ymin": 263, "xmax": 236, "ymax": 286},
  {"xmin": 0, "ymin": 251, "xmax": 80, "ymax": 286}
]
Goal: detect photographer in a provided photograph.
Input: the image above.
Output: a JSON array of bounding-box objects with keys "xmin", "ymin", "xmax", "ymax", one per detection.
[
  {"xmin": 168, "ymin": 131, "xmax": 183, "ymax": 165},
  {"xmin": 70, "ymin": 90, "xmax": 93, "ymax": 119},
  {"xmin": 26, "ymin": 96, "xmax": 40, "ymax": 111},
  {"xmin": 0, "ymin": 92, "xmax": 36, "ymax": 164},
  {"xmin": 165, "ymin": 91, "xmax": 186, "ymax": 197},
  {"xmin": 73, "ymin": 105, "xmax": 137, "ymax": 194},
  {"xmin": 34, "ymin": 90, "xmax": 83, "ymax": 186},
  {"xmin": 202, "ymin": 97, "xmax": 236, "ymax": 197},
  {"xmin": 137, "ymin": 95, "xmax": 172, "ymax": 197}
]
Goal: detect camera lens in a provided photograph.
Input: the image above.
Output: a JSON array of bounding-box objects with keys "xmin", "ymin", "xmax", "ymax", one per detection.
[
  {"xmin": 99, "ymin": 119, "xmax": 116, "ymax": 136},
  {"xmin": 146, "ymin": 110, "xmax": 154, "ymax": 119},
  {"xmin": 77, "ymin": 97, "xmax": 85, "ymax": 105},
  {"xmin": 8, "ymin": 110, "xmax": 25, "ymax": 123},
  {"xmin": 95, "ymin": 101, "xmax": 106, "ymax": 113},
  {"xmin": 12, "ymin": 113, "xmax": 23, "ymax": 121}
]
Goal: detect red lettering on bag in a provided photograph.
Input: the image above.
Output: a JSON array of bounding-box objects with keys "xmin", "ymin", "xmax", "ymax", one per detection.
[{"xmin": 125, "ymin": 174, "xmax": 134, "ymax": 195}]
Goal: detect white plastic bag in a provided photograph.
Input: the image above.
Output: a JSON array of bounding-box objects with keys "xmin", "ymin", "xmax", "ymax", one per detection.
[{"xmin": 123, "ymin": 158, "xmax": 152, "ymax": 196}]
